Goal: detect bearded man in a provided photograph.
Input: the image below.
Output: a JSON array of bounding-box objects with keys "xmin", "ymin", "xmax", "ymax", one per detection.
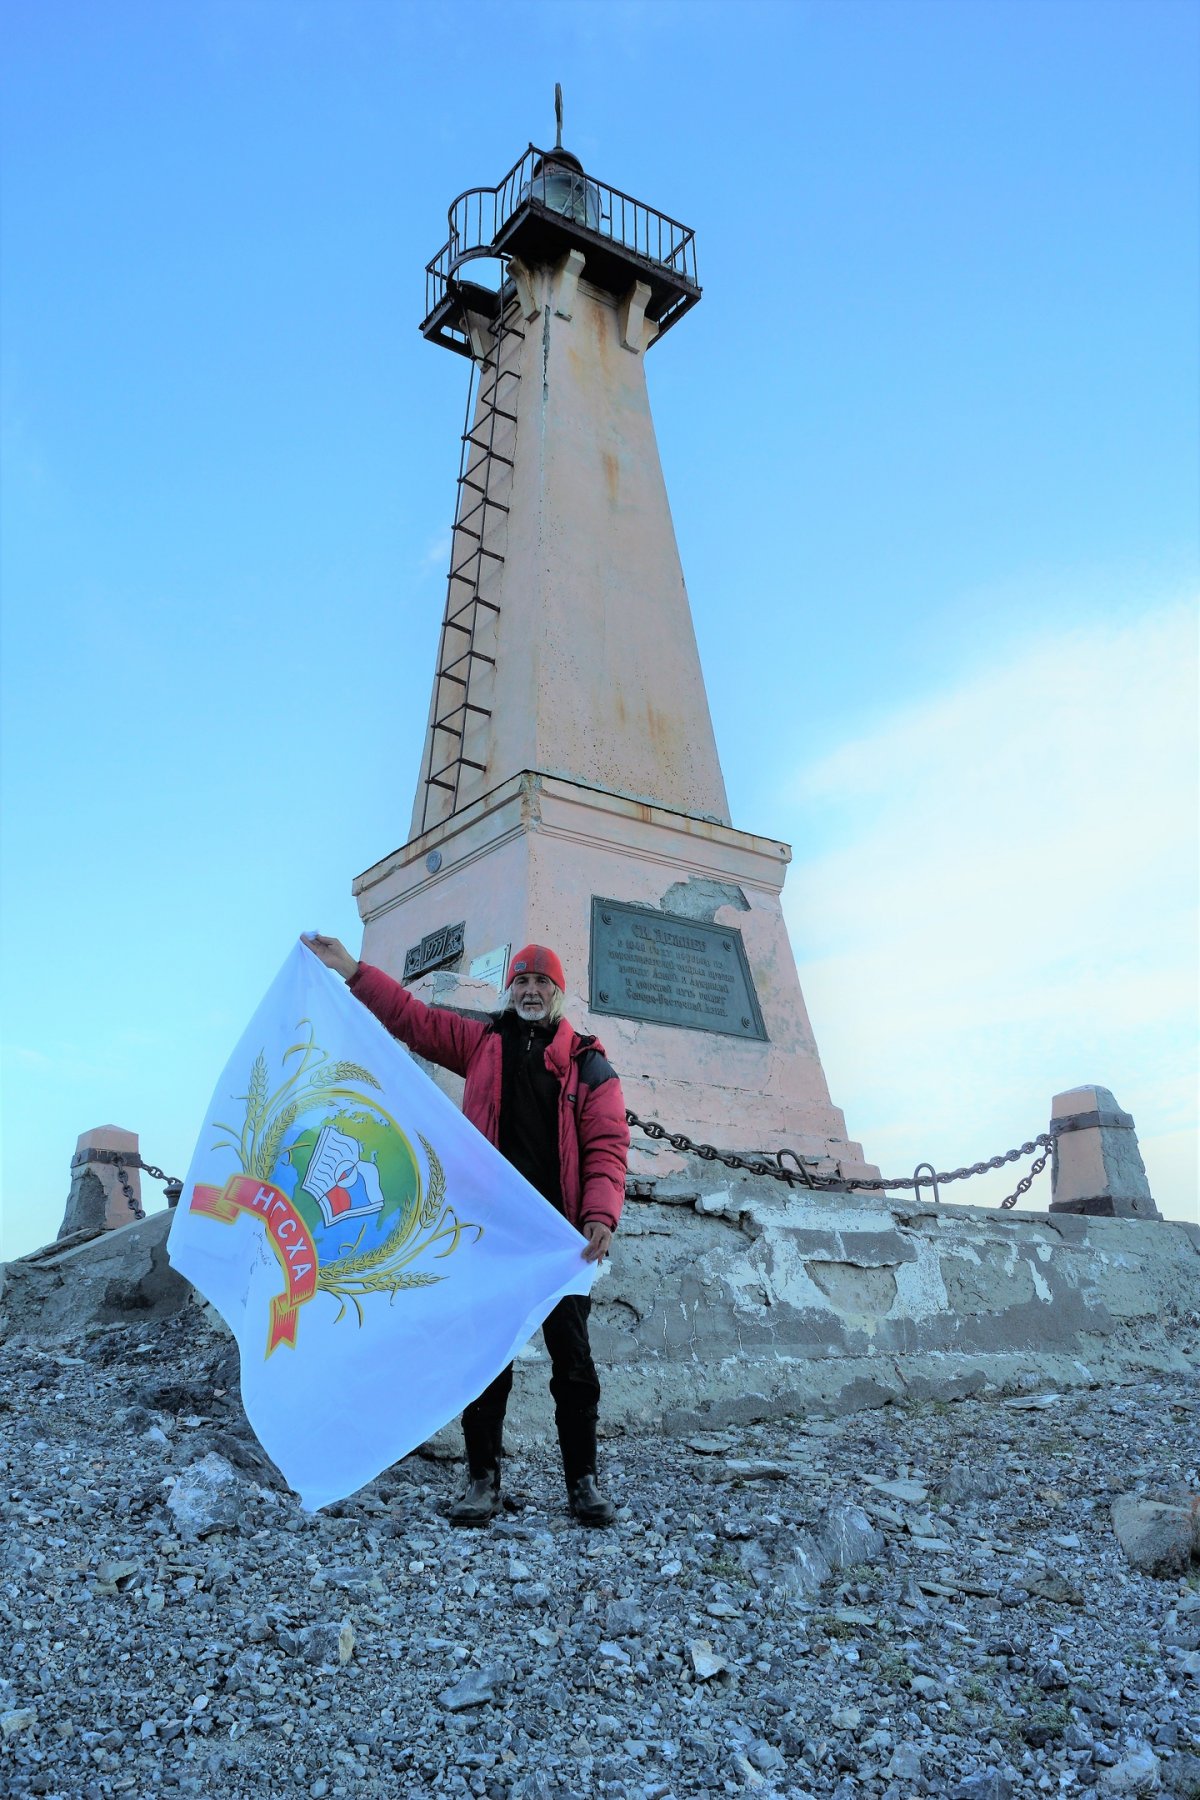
[{"xmin": 301, "ymin": 934, "xmax": 628, "ymax": 1527}]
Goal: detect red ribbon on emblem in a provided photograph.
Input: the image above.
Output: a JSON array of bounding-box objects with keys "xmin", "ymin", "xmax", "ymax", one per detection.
[{"xmin": 190, "ymin": 1175, "xmax": 318, "ymax": 1354}]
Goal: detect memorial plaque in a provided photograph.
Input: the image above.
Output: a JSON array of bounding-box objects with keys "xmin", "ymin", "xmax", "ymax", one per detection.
[
  {"xmin": 589, "ymin": 899, "xmax": 767, "ymax": 1040},
  {"xmin": 403, "ymin": 920, "xmax": 465, "ymax": 982}
]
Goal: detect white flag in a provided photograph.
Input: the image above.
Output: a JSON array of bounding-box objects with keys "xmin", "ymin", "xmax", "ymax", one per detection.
[{"xmin": 168, "ymin": 944, "xmax": 594, "ymax": 1509}]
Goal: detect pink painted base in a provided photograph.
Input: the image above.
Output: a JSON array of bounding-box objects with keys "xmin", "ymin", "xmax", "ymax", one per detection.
[{"xmin": 356, "ymin": 773, "xmax": 874, "ymax": 1180}]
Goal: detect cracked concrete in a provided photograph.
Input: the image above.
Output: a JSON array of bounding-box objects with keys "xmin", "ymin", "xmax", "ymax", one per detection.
[
  {"xmin": 0, "ymin": 1213, "xmax": 190, "ymax": 1338},
  {"xmin": 658, "ymin": 876, "xmax": 750, "ymax": 921},
  {"xmin": 574, "ymin": 1183, "xmax": 1200, "ymax": 1436},
  {"xmin": 3, "ymin": 1185, "xmax": 1196, "ymax": 1451}
]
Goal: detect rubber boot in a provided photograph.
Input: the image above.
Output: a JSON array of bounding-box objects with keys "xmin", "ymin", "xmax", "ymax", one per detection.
[
  {"xmin": 449, "ymin": 1415, "xmax": 502, "ymax": 1526},
  {"xmin": 567, "ymin": 1472, "xmax": 616, "ymax": 1528},
  {"xmin": 557, "ymin": 1413, "xmax": 616, "ymax": 1527}
]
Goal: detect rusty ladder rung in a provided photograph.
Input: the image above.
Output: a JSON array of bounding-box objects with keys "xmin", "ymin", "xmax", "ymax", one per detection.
[
  {"xmin": 478, "ymin": 366, "xmax": 520, "ymax": 396},
  {"xmin": 468, "ymin": 402, "xmax": 518, "ymax": 427},
  {"xmin": 430, "ymin": 757, "xmax": 487, "ymax": 783},
  {"xmin": 446, "ymin": 595, "xmax": 500, "ymax": 626},
  {"xmin": 433, "ymin": 699, "xmax": 493, "ymax": 733},
  {"xmin": 457, "ymin": 478, "xmax": 509, "ymax": 510},
  {"xmin": 450, "ymin": 547, "xmax": 504, "ymax": 579},
  {"xmin": 442, "ymin": 600, "xmax": 500, "ymax": 635},
  {"xmin": 440, "ymin": 648, "xmax": 496, "ymax": 677},
  {"xmin": 461, "ymin": 436, "xmax": 515, "ymax": 466}
]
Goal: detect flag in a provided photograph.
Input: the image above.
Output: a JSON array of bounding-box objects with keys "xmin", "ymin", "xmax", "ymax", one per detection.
[{"xmin": 167, "ymin": 943, "xmax": 595, "ymax": 1509}]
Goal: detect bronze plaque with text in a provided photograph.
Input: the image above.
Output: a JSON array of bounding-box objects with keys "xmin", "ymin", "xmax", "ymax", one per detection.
[{"xmin": 589, "ymin": 899, "xmax": 767, "ymax": 1040}]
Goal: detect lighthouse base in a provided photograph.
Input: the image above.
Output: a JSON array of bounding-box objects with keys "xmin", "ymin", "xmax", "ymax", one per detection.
[{"xmin": 354, "ymin": 772, "xmax": 874, "ymax": 1181}]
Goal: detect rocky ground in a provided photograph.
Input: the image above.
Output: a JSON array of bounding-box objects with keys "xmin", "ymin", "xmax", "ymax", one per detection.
[{"xmin": 1, "ymin": 1308, "xmax": 1197, "ymax": 1800}]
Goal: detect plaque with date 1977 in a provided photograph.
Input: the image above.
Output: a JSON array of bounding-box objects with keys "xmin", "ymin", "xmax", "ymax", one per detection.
[{"xmin": 589, "ymin": 899, "xmax": 768, "ymax": 1040}]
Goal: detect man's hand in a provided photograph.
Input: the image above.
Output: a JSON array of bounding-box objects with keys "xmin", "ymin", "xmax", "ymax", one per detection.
[
  {"xmin": 300, "ymin": 933, "xmax": 359, "ymax": 982},
  {"xmin": 581, "ymin": 1220, "xmax": 613, "ymax": 1264}
]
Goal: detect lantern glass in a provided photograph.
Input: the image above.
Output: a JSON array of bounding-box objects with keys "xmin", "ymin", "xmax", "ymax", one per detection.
[
  {"xmin": 540, "ymin": 167, "xmax": 601, "ymax": 229},
  {"xmin": 520, "ymin": 157, "xmax": 602, "ymax": 232}
]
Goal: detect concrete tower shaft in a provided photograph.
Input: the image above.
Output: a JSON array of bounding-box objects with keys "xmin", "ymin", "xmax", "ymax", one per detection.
[
  {"xmin": 409, "ymin": 144, "xmax": 728, "ymax": 839},
  {"xmin": 411, "ymin": 264, "xmax": 730, "ymax": 839}
]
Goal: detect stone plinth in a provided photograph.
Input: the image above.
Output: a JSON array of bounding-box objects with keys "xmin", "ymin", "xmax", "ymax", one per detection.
[
  {"xmin": 356, "ymin": 771, "xmax": 875, "ymax": 1181},
  {"xmin": 1049, "ymin": 1086, "xmax": 1161, "ymax": 1220},
  {"xmin": 4, "ymin": 1209, "xmax": 189, "ymax": 1336},
  {"xmin": 496, "ymin": 1182, "xmax": 1200, "ymax": 1439},
  {"xmin": 58, "ymin": 1126, "xmax": 144, "ymax": 1239},
  {"xmin": 11, "ymin": 1187, "xmax": 1195, "ymax": 1449}
]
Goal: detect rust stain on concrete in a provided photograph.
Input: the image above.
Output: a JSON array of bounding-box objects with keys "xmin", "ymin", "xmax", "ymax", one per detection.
[{"xmin": 591, "ymin": 296, "xmax": 611, "ymax": 364}]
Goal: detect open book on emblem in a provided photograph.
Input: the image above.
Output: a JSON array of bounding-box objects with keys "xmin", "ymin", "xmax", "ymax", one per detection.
[{"xmin": 302, "ymin": 1124, "xmax": 386, "ymax": 1228}]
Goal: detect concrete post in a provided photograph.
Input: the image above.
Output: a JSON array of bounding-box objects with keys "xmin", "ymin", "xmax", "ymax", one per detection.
[
  {"xmin": 1048, "ymin": 1086, "xmax": 1160, "ymax": 1219},
  {"xmin": 58, "ymin": 1126, "xmax": 145, "ymax": 1239}
]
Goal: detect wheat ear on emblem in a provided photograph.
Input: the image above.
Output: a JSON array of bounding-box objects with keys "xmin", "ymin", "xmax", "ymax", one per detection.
[{"xmin": 210, "ymin": 1022, "xmax": 385, "ymax": 1181}]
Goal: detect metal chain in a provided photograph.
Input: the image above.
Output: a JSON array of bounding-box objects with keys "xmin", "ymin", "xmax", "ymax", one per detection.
[
  {"xmin": 624, "ymin": 1110, "xmax": 1052, "ymax": 1207},
  {"xmin": 71, "ymin": 1147, "xmax": 185, "ymax": 1210},
  {"xmin": 857, "ymin": 1135, "xmax": 1054, "ymax": 1195},
  {"xmin": 114, "ymin": 1160, "xmax": 144, "ymax": 1220},
  {"xmin": 623, "ymin": 1111, "xmax": 827, "ymax": 1188},
  {"xmin": 999, "ymin": 1141, "xmax": 1053, "ymax": 1210},
  {"xmin": 73, "ymin": 1125, "xmax": 1050, "ymax": 1216}
]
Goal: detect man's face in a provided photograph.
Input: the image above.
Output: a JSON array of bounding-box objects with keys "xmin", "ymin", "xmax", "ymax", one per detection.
[{"xmin": 511, "ymin": 971, "xmax": 557, "ymax": 1020}]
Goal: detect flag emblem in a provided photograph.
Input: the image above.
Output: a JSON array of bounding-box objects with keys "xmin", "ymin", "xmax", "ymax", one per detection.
[{"xmin": 187, "ymin": 1020, "xmax": 480, "ymax": 1355}]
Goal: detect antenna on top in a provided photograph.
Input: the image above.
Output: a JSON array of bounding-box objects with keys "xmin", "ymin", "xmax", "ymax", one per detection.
[{"xmin": 554, "ymin": 82, "xmax": 564, "ymax": 150}]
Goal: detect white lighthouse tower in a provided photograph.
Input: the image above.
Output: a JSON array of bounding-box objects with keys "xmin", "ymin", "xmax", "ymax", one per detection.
[{"xmin": 354, "ymin": 102, "xmax": 873, "ymax": 1184}]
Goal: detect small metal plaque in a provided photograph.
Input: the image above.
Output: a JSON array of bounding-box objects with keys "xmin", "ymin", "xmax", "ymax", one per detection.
[
  {"xmin": 469, "ymin": 944, "xmax": 511, "ymax": 992},
  {"xmin": 589, "ymin": 899, "xmax": 767, "ymax": 1040},
  {"xmin": 403, "ymin": 920, "xmax": 465, "ymax": 982}
]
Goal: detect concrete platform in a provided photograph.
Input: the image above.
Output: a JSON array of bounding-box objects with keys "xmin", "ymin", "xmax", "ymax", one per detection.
[
  {"xmin": 572, "ymin": 1180, "xmax": 1200, "ymax": 1437},
  {"xmin": 3, "ymin": 1189, "xmax": 1196, "ymax": 1446}
]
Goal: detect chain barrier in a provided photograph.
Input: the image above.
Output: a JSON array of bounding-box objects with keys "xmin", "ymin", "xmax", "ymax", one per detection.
[
  {"xmin": 998, "ymin": 1140, "xmax": 1053, "ymax": 1210},
  {"xmin": 73, "ymin": 1124, "xmax": 1051, "ymax": 1218},
  {"xmin": 71, "ymin": 1147, "xmax": 185, "ymax": 1214},
  {"xmin": 623, "ymin": 1112, "xmax": 824, "ymax": 1188},
  {"xmin": 624, "ymin": 1110, "xmax": 1053, "ymax": 1209}
]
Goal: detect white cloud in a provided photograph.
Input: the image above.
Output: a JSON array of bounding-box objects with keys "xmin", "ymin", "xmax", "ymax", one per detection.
[
  {"xmin": 783, "ymin": 600, "xmax": 1199, "ymax": 1224},
  {"xmin": 419, "ymin": 531, "xmax": 451, "ymax": 574}
]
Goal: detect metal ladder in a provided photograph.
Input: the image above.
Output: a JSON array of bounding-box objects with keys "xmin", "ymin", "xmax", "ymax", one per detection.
[{"xmin": 420, "ymin": 291, "xmax": 523, "ymax": 832}]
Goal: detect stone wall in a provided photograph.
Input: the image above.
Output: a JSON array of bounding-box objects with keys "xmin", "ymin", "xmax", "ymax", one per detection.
[
  {"xmin": 565, "ymin": 1182, "xmax": 1199, "ymax": 1438},
  {"xmin": 0, "ymin": 1212, "xmax": 187, "ymax": 1340}
]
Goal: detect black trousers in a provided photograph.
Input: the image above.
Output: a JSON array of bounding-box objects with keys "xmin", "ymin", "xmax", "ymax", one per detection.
[{"xmin": 462, "ymin": 1294, "xmax": 600, "ymax": 1458}]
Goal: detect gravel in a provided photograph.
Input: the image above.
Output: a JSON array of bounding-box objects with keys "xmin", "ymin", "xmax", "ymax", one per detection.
[{"xmin": 1, "ymin": 1308, "xmax": 1197, "ymax": 1798}]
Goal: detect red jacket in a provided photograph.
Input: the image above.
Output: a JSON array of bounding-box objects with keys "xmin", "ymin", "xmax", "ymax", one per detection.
[{"xmin": 348, "ymin": 964, "xmax": 629, "ymax": 1234}]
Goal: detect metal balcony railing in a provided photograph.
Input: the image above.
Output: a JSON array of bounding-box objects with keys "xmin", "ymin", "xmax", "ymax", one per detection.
[{"xmin": 423, "ymin": 144, "xmax": 699, "ymax": 324}]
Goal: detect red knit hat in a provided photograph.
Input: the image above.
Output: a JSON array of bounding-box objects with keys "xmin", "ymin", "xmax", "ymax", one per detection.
[{"xmin": 506, "ymin": 944, "xmax": 565, "ymax": 991}]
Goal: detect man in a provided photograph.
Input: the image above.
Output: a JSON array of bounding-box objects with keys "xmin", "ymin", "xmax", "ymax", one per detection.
[{"xmin": 301, "ymin": 933, "xmax": 628, "ymax": 1527}]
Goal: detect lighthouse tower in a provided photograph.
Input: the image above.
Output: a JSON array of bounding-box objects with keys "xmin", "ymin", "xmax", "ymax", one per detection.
[{"xmin": 354, "ymin": 105, "xmax": 873, "ymax": 1183}]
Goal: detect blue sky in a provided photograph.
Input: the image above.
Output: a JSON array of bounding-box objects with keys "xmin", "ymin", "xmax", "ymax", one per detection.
[{"xmin": 2, "ymin": 0, "xmax": 1196, "ymax": 1256}]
